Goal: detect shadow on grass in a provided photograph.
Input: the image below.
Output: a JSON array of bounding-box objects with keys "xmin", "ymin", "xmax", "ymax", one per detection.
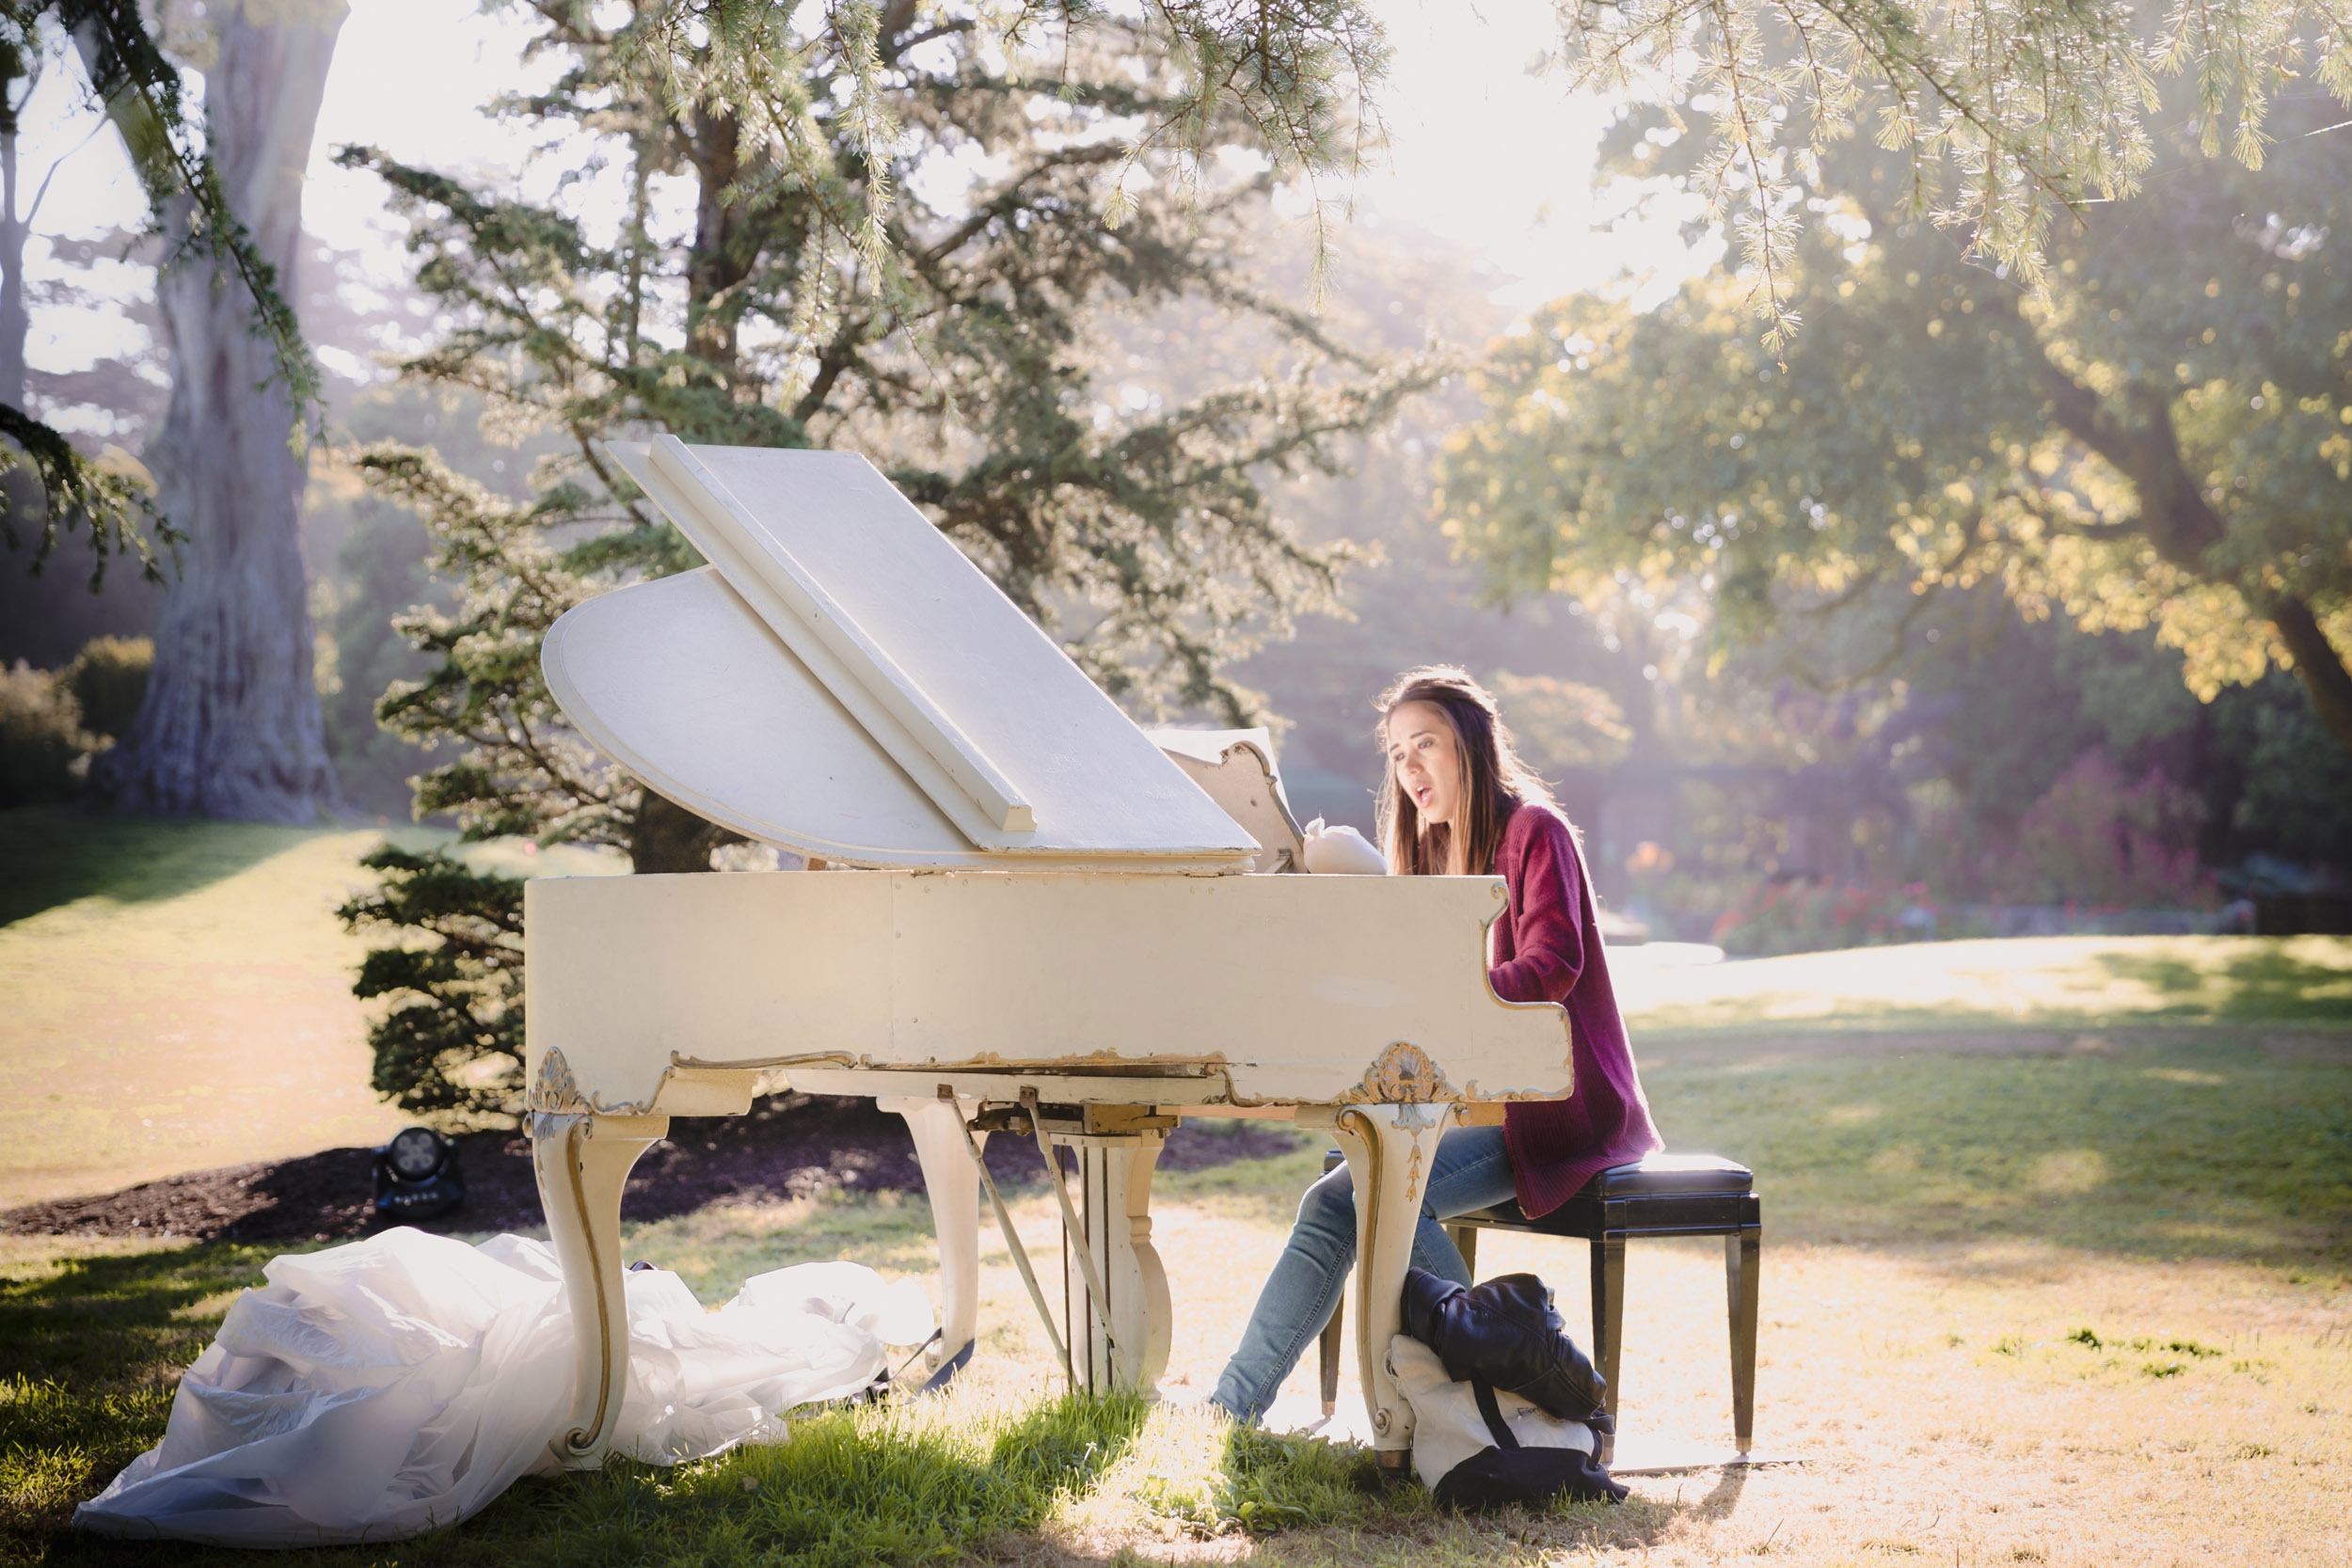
[
  {"xmin": 1646, "ymin": 1034, "xmax": 2352, "ymax": 1274},
  {"xmin": 2092, "ymin": 944, "xmax": 2352, "ymax": 1023},
  {"xmin": 0, "ymin": 807, "xmax": 332, "ymax": 927},
  {"xmin": 0, "ymin": 1243, "xmax": 283, "ymax": 1557}
]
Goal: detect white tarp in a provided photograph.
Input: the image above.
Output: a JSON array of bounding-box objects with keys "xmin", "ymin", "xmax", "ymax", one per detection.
[{"xmin": 74, "ymin": 1228, "xmax": 932, "ymax": 1548}]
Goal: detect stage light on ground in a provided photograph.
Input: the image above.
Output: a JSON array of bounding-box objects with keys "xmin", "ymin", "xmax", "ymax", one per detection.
[{"xmin": 373, "ymin": 1126, "xmax": 466, "ymax": 1222}]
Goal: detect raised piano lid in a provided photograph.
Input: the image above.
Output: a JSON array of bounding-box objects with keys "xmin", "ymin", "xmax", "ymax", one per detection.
[{"xmin": 542, "ymin": 439, "xmax": 1260, "ymax": 870}]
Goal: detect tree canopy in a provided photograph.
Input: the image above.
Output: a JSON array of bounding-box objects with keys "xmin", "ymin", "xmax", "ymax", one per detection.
[{"xmin": 1438, "ymin": 88, "xmax": 2352, "ymax": 760}]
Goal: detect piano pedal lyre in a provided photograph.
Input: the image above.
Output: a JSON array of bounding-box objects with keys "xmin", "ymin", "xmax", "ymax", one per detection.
[
  {"xmin": 939, "ymin": 1089, "xmax": 1179, "ymax": 1399},
  {"xmin": 1023, "ymin": 1088, "xmax": 1177, "ymax": 1399}
]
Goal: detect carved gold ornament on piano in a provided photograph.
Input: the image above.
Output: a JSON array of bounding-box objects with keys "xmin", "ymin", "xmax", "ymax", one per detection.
[
  {"xmin": 527, "ymin": 1047, "xmax": 590, "ymax": 1116},
  {"xmin": 1339, "ymin": 1041, "xmax": 1456, "ymax": 1105}
]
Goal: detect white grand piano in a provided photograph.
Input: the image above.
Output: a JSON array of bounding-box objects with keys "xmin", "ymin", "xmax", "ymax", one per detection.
[{"xmin": 525, "ymin": 437, "xmax": 1575, "ymax": 1476}]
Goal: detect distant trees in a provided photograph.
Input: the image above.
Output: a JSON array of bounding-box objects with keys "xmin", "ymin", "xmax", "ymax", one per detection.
[{"xmin": 1439, "ymin": 95, "xmax": 2352, "ymax": 763}]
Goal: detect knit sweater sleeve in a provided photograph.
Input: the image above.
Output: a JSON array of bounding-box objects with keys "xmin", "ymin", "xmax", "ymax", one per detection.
[{"xmin": 1488, "ymin": 809, "xmax": 1585, "ymax": 1006}]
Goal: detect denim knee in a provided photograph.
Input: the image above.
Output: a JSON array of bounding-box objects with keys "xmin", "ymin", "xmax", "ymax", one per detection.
[{"xmin": 1296, "ymin": 1169, "xmax": 1357, "ymax": 1246}]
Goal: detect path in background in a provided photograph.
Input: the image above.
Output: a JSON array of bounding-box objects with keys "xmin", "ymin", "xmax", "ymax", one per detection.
[{"xmin": 0, "ymin": 811, "xmax": 616, "ymax": 1209}]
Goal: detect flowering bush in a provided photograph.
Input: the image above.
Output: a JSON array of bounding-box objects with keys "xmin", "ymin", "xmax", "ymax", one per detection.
[
  {"xmin": 1985, "ymin": 752, "xmax": 2212, "ymax": 908},
  {"xmin": 1711, "ymin": 879, "xmax": 1928, "ymax": 957}
]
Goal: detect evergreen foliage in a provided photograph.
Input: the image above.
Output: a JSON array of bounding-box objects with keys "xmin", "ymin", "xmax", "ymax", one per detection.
[
  {"xmin": 338, "ymin": 846, "xmax": 527, "ymax": 1122},
  {"xmin": 1125, "ymin": 0, "xmax": 2352, "ymax": 350},
  {"xmin": 1544, "ymin": 0, "xmax": 2352, "ymax": 350}
]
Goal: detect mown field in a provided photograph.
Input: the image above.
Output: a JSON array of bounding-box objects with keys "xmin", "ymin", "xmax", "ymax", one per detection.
[{"xmin": 3, "ymin": 813, "xmax": 2349, "ymax": 1566}]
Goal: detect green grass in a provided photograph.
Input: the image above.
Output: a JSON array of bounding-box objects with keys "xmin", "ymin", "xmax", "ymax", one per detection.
[
  {"xmin": 0, "ymin": 1222, "xmax": 1455, "ymax": 1567},
  {"xmin": 0, "ymin": 810, "xmax": 626, "ymax": 1210},
  {"xmin": 1644, "ymin": 1032, "xmax": 2352, "ymax": 1266},
  {"xmin": 4, "ymin": 809, "xmax": 2347, "ymax": 1564},
  {"xmin": 0, "ymin": 807, "xmax": 331, "ymax": 928},
  {"xmin": 0, "ymin": 807, "xmax": 620, "ymax": 931}
]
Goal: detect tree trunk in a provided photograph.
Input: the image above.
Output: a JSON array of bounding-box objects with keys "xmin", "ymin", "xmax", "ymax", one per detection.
[
  {"xmin": 2265, "ymin": 594, "xmax": 2352, "ymax": 757},
  {"xmin": 1, "ymin": 111, "xmax": 26, "ymax": 409},
  {"xmin": 2040, "ymin": 358, "xmax": 2352, "ymax": 760},
  {"xmin": 628, "ymin": 790, "xmax": 744, "ymax": 874},
  {"xmin": 94, "ymin": 0, "xmax": 348, "ymax": 821},
  {"xmin": 0, "ymin": 92, "xmax": 40, "ymax": 581}
]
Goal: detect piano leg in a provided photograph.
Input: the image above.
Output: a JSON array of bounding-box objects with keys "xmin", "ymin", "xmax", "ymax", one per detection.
[
  {"xmin": 882, "ymin": 1094, "xmax": 985, "ymax": 1386},
  {"xmin": 532, "ymin": 1110, "xmax": 671, "ymax": 1468},
  {"xmin": 1330, "ymin": 1100, "xmax": 1456, "ymax": 1474}
]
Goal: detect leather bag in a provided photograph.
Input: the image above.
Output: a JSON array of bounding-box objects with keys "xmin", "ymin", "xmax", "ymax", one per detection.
[{"xmin": 1401, "ymin": 1266, "xmax": 1610, "ymax": 1419}]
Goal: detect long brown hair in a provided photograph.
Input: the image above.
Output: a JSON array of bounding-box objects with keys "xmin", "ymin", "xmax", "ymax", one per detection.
[{"xmin": 1375, "ymin": 667, "xmax": 1559, "ymax": 877}]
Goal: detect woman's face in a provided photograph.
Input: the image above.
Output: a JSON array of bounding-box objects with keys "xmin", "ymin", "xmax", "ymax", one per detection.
[{"xmin": 1387, "ymin": 700, "xmax": 1463, "ymax": 828}]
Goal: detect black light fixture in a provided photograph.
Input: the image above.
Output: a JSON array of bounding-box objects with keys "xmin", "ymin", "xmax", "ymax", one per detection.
[{"xmin": 373, "ymin": 1126, "xmax": 467, "ymax": 1223}]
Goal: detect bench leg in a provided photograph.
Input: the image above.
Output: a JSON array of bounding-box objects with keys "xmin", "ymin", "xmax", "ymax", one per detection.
[
  {"xmin": 1589, "ymin": 1233, "xmax": 1624, "ymax": 1465},
  {"xmin": 1450, "ymin": 1224, "xmax": 1478, "ymax": 1280},
  {"xmin": 1317, "ymin": 1294, "xmax": 1343, "ymax": 1417},
  {"xmin": 1726, "ymin": 1221, "xmax": 1760, "ymax": 1454}
]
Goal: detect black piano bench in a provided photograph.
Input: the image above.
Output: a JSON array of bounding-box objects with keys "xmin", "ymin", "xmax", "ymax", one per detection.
[{"xmin": 1316, "ymin": 1150, "xmax": 1761, "ymax": 1460}]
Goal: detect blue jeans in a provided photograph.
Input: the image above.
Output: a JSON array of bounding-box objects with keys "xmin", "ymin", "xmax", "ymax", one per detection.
[{"xmin": 1210, "ymin": 1124, "xmax": 1518, "ymax": 1424}]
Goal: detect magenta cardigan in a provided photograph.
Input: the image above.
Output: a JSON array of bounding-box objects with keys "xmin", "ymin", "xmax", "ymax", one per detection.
[{"xmin": 1487, "ymin": 800, "xmax": 1664, "ymax": 1218}]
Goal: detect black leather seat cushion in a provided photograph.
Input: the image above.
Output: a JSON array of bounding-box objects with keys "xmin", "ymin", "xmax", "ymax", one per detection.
[{"xmin": 1458, "ymin": 1154, "xmax": 1756, "ymax": 1239}]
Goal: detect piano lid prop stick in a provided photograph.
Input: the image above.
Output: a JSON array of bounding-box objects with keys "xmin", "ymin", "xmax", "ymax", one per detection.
[
  {"xmin": 955, "ymin": 1099, "xmax": 1073, "ymax": 1389},
  {"xmin": 1022, "ymin": 1088, "xmax": 1124, "ymax": 1370}
]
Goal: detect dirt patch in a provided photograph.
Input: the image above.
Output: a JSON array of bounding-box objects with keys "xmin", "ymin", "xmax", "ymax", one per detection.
[{"xmin": 0, "ymin": 1096, "xmax": 1305, "ymax": 1245}]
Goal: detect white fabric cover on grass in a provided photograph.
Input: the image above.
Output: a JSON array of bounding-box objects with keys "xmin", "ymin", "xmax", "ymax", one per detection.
[{"xmin": 74, "ymin": 1229, "xmax": 926, "ymax": 1548}]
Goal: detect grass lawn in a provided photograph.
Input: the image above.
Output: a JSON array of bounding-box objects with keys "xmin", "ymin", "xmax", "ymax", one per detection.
[
  {"xmin": 0, "ymin": 809, "xmax": 619, "ymax": 1209},
  {"xmin": 4, "ymin": 810, "xmax": 2348, "ymax": 1565},
  {"xmin": 6, "ymin": 1029, "xmax": 2349, "ymax": 1566}
]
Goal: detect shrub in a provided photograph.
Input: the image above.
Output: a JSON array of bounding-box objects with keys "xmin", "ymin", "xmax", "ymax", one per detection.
[
  {"xmin": 1711, "ymin": 877, "xmax": 1925, "ymax": 957},
  {"xmin": 0, "ymin": 662, "xmax": 91, "ymax": 807},
  {"xmin": 62, "ymin": 636, "xmax": 151, "ymax": 741},
  {"xmin": 338, "ymin": 844, "xmax": 527, "ymax": 1123},
  {"xmin": 1986, "ymin": 752, "xmax": 2212, "ymax": 908}
]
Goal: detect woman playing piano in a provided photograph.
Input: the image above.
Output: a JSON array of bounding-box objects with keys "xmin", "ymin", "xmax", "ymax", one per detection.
[{"xmin": 1209, "ymin": 665, "xmax": 1662, "ymax": 1425}]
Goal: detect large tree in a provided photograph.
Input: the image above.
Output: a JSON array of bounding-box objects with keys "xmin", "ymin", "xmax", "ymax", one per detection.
[
  {"xmin": 339, "ymin": 0, "xmax": 1428, "ymax": 1115},
  {"xmin": 1438, "ymin": 91, "xmax": 2352, "ymax": 760},
  {"xmin": 88, "ymin": 0, "xmax": 347, "ymax": 819}
]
